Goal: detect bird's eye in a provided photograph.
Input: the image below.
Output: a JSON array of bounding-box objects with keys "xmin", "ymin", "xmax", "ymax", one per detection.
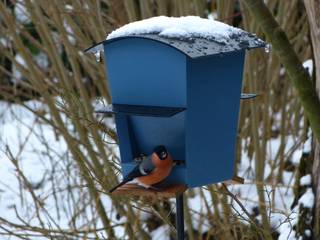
[{"xmin": 160, "ymin": 152, "xmax": 167, "ymax": 159}]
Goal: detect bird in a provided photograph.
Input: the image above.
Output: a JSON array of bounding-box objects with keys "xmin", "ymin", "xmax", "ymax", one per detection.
[{"xmin": 109, "ymin": 145, "xmax": 173, "ymax": 193}]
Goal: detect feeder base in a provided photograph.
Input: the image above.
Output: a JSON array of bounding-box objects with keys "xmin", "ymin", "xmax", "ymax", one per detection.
[{"xmin": 111, "ymin": 184, "xmax": 187, "ymax": 198}]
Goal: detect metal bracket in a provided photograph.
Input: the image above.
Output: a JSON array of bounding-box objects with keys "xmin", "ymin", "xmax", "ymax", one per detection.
[
  {"xmin": 240, "ymin": 93, "xmax": 258, "ymax": 99},
  {"xmin": 95, "ymin": 104, "xmax": 186, "ymax": 117}
]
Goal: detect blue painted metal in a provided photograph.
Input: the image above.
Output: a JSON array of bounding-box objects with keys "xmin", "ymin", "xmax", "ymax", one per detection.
[
  {"xmin": 129, "ymin": 112, "xmax": 186, "ymax": 161},
  {"xmin": 105, "ymin": 38, "xmax": 187, "ymax": 107},
  {"xmin": 186, "ymin": 51, "xmax": 245, "ymax": 187},
  {"xmin": 115, "ymin": 114, "xmax": 137, "ymax": 163},
  {"xmin": 105, "ymin": 38, "xmax": 188, "ymax": 185},
  {"xmin": 95, "ymin": 35, "xmax": 258, "ymax": 188}
]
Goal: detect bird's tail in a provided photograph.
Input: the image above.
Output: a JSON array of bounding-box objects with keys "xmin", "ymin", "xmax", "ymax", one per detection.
[{"xmin": 109, "ymin": 180, "xmax": 129, "ymax": 193}]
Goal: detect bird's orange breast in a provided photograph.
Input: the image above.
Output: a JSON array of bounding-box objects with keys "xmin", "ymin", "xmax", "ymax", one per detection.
[
  {"xmin": 137, "ymin": 164, "xmax": 172, "ymax": 186},
  {"xmin": 137, "ymin": 153, "xmax": 173, "ymax": 186}
]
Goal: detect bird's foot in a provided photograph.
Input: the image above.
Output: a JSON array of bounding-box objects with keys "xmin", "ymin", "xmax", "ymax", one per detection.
[{"xmin": 148, "ymin": 186, "xmax": 161, "ymax": 191}]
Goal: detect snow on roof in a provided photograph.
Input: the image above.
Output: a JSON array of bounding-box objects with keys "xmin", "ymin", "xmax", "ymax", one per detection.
[
  {"xmin": 107, "ymin": 16, "xmax": 248, "ymax": 42},
  {"xmin": 108, "ymin": 16, "xmax": 245, "ymax": 43},
  {"xmin": 85, "ymin": 16, "xmax": 265, "ymax": 58}
]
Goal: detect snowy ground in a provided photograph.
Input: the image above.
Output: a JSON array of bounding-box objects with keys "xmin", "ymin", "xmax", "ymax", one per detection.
[
  {"xmin": 0, "ymin": 100, "xmax": 314, "ymax": 240},
  {"xmin": 0, "ymin": 101, "xmax": 102, "ymax": 238},
  {"xmin": 0, "ymin": 101, "xmax": 69, "ymax": 234}
]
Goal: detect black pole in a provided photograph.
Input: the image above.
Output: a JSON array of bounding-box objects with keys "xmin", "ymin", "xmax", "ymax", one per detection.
[{"xmin": 176, "ymin": 193, "xmax": 184, "ymax": 240}]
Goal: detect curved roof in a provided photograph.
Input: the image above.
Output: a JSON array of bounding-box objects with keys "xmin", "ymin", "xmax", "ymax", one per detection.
[{"xmin": 85, "ymin": 32, "xmax": 265, "ymax": 59}]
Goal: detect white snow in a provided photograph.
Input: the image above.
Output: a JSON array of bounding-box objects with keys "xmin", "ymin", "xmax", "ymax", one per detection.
[
  {"xmin": 188, "ymin": 189, "xmax": 211, "ymax": 232},
  {"xmin": 305, "ymin": 229, "xmax": 312, "ymax": 237},
  {"xmin": 107, "ymin": 16, "xmax": 245, "ymax": 43},
  {"xmin": 14, "ymin": 2, "xmax": 30, "ymax": 23},
  {"xmin": 303, "ymin": 59, "xmax": 313, "ymax": 76},
  {"xmin": 64, "ymin": 4, "xmax": 74, "ymax": 11},
  {"xmin": 207, "ymin": 12, "xmax": 217, "ymax": 20},
  {"xmin": 280, "ymin": 59, "xmax": 313, "ymax": 77},
  {"xmin": 63, "ymin": 20, "xmax": 76, "ymax": 44},
  {"xmin": 291, "ymin": 148, "xmax": 303, "ymax": 166},
  {"xmin": 283, "ymin": 171, "xmax": 294, "ymax": 186},
  {"xmin": 300, "ymin": 174, "xmax": 311, "ymax": 186},
  {"xmin": 298, "ymin": 188, "xmax": 314, "ymax": 209},
  {"xmin": 0, "ymin": 101, "xmax": 120, "ymax": 239},
  {"xmin": 278, "ymin": 223, "xmax": 297, "ymax": 240},
  {"xmin": 15, "ymin": 53, "xmax": 25, "ymax": 66},
  {"xmin": 12, "ymin": 54, "xmax": 26, "ymax": 81},
  {"xmin": 303, "ymin": 135, "xmax": 312, "ymax": 154},
  {"xmin": 0, "ymin": 37, "xmax": 9, "ymax": 48},
  {"xmin": 34, "ymin": 52, "xmax": 49, "ymax": 69},
  {"xmin": 151, "ymin": 225, "xmax": 170, "ymax": 240}
]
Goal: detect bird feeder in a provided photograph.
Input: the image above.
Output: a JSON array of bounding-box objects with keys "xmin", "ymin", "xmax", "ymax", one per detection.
[{"xmin": 86, "ymin": 16, "xmax": 265, "ymax": 190}]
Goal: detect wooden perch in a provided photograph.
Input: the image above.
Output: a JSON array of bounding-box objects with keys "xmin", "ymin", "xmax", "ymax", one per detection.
[
  {"xmin": 111, "ymin": 176, "xmax": 243, "ymax": 199},
  {"xmin": 222, "ymin": 176, "xmax": 244, "ymax": 185},
  {"xmin": 111, "ymin": 184, "xmax": 187, "ymax": 198}
]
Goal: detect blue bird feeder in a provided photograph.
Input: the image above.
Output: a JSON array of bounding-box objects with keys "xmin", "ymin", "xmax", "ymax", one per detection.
[{"xmin": 86, "ymin": 17, "xmax": 265, "ymax": 189}]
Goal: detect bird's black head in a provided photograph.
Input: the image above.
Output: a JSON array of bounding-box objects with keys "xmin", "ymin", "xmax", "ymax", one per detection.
[{"xmin": 154, "ymin": 145, "xmax": 168, "ymax": 160}]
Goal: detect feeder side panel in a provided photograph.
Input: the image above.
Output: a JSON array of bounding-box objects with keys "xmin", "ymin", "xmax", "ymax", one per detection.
[
  {"xmin": 186, "ymin": 51, "xmax": 245, "ymax": 188},
  {"xmin": 104, "ymin": 38, "xmax": 187, "ymax": 107}
]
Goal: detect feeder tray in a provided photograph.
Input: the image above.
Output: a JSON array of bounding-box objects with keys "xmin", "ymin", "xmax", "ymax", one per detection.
[
  {"xmin": 222, "ymin": 176, "xmax": 244, "ymax": 185},
  {"xmin": 111, "ymin": 184, "xmax": 187, "ymax": 198}
]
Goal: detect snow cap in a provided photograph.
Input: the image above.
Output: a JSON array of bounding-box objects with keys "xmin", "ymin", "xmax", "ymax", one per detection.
[
  {"xmin": 86, "ymin": 16, "xmax": 266, "ymax": 58},
  {"xmin": 108, "ymin": 16, "xmax": 249, "ymax": 42}
]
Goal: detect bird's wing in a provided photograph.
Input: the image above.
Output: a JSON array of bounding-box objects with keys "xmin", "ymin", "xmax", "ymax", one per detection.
[
  {"xmin": 123, "ymin": 165, "xmax": 143, "ymax": 181},
  {"xmin": 109, "ymin": 156, "xmax": 156, "ymax": 193},
  {"xmin": 123, "ymin": 156, "xmax": 155, "ymax": 181},
  {"xmin": 109, "ymin": 165, "xmax": 143, "ymax": 193}
]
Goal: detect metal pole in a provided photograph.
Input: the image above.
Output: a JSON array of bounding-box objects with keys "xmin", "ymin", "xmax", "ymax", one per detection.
[{"xmin": 176, "ymin": 193, "xmax": 184, "ymax": 240}]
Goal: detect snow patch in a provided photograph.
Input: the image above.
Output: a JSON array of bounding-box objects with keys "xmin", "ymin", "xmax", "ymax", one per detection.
[
  {"xmin": 291, "ymin": 149, "xmax": 302, "ymax": 166},
  {"xmin": 14, "ymin": 2, "xmax": 30, "ymax": 23},
  {"xmin": 278, "ymin": 224, "xmax": 297, "ymax": 240},
  {"xmin": 300, "ymin": 174, "xmax": 311, "ymax": 186},
  {"xmin": 283, "ymin": 171, "xmax": 294, "ymax": 186},
  {"xmin": 64, "ymin": 4, "xmax": 74, "ymax": 11},
  {"xmin": 151, "ymin": 225, "xmax": 170, "ymax": 240},
  {"xmin": 305, "ymin": 229, "xmax": 312, "ymax": 237},
  {"xmin": 298, "ymin": 188, "xmax": 314, "ymax": 209},
  {"xmin": 303, "ymin": 136, "xmax": 312, "ymax": 154},
  {"xmin": 207, "ymin": 12, "xmax": 217, "ymax": 20},
  {"xmin": 63, "ymin": 20, "xmax": 76, "ymax": 45},
  {"xmin": 12, "ymin": 54, "xmax": 26, "ymax": 81},
  {"xmin": 35, "ymin": 52, "xmax": 49, "ymax": 69},
  {"xmin": 0, "ymin": 37, "xmax": 9, "ymax": 48},
  {"xmin": 15, "ymin": 54, "xmax": 26, "ymax": 66},
  {"xmin": 303, "ymin": 59, "xmax": 313, "ymax": 76}
]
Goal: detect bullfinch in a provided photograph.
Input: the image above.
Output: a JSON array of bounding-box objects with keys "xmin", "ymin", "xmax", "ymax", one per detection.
[{"xmin": 109, "ymin": 145, "xmax": 173, "ymax": 193}]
